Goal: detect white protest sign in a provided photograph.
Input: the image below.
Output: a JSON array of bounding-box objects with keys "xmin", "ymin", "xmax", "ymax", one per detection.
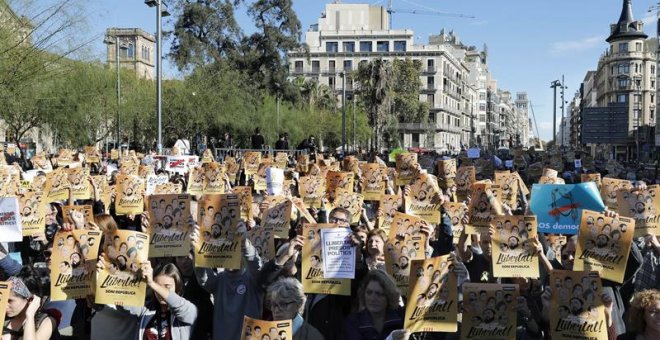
[
  {"xmin": 467, "ymin": 148, "xmax": 481, "ymax": 159},
  {"xmin": 574, "ymin": 159, "xmax": 582, "ymax": 168},
  {"xmin": 165, "ymin": 156, "xmax": 199, "ymax": 175},
  {"xmin": 146, "ymin": 175, "xmax": 170, "ymax": 195},
  {"xmin": 0, "ymin": 197, "xmax": 22, "ymax": 242},
  {"xmin": 320, "ymin": 228, "xmax": 355, "ymax": 279},
  {"xmin": 505, "ymin": 160, "xmax": 513, "ymax": 169}
]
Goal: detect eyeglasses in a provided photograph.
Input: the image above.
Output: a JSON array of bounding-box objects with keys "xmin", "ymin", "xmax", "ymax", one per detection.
[
  {"xmin": 271, "ymin": 301, "xmax": 296, "ymax": 311},
  {"xmin": 365, "ymin": 289, "xmax": 386, "ymax": 298},
  {"xmin": 648, "ymin": 308, "xmax": 659, "ymax": 316},
  {"xmin": 329, "ymin": 216, "xmax": 349, "ymax": 224}
]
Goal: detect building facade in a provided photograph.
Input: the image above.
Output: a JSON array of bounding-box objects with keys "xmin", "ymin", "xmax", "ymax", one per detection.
[
  {"xmin": 105, "ymin": 28, "xmax": 155, "ymax": 80},
  {"xmin": 287, "ymin": 3, "xmax": 529, "ymax": 152}
]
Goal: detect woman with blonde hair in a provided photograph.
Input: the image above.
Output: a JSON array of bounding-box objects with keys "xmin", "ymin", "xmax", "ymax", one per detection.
[
  {"xmin": 267, "ymin": 278, "xmax": 323, "ymax": 340},
  {"xmin": 618, "ymin": 289, "xmax": 660, "ymax": 340}
]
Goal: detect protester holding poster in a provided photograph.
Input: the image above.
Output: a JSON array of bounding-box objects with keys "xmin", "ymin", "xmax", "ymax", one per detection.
[
  {"xmin": 147, "ymin": 194, "xmax": 192, "ymax": 258},
  {"xmin": 461, "ymin": 283, "xmax": 519, "ymax": 340},
  {"xmin": 241, "ymin": 315, "xmax": 292, "ymax": 340},
  {"xmin": 243, "ymin": 152, "xmax": 261, "ymax": 176},
  {"xmin": 456, "ymin": 166, "xmax": 476, "ymax": 202},
  {"xmin": 601, "ymin": 178, "xmax": 632, "ymax": 210},
  {"xmin": 326, "ymin": 171, "xmax": 354, "ymax": 202},
  {"xmin": 618, "ymin": 184, "xmax": 660, "ymax": 237},
  {"xmin": 301, "ymin": 223, "xmax": 351, "ymax": 295},
  {"xmin": 50, "ymin": 229, "xmax": 101, "ymax": 301},
  {"xmin": 378, "ymin": 194, "xmax": 403, "ymax": 234},
  {"xmin": 266, "ymin": 278, "xmax": 324, "ymax": 339},
  {"xmin": 395, "ymin": 153, "xmax": 418, "ymax": 186},
  {"xmin": 361, "ymin": 163, "xmax": 386, "ymax": 201},
  {"xmin": 19, "ymin": 192, "xmax": 45, "ymax": 236},
  {"xmin": 332, "ymin": 189, "xmax": 364, "ymax": 225},
  {"xmin": 385, "ymin": 233, "xmax": 425, "ymax": 290},
  {"xmin": 467, "ymin": 183, "xmax": 503, "ymax": 232},
  {"xmin": 115, "ymin": 174, "xmax": 146, "ymax": 215},
  {"xmin": 194, "ymin": 194, "xmax": 242, "ymax": 269},
  {"xmin": 261, "ymin": 195, "xmax": 292, "ymax": 239},
  {"xmin": 404, "ymin": 172, "xmax": 443, "ymax": 224},
  {"xmin": 299, "ymin": 176, "xmax": 325, "ymax": 209},
  {"xmin": 491, "ymin": 216, "xmax": 540, "ymax": 278}
]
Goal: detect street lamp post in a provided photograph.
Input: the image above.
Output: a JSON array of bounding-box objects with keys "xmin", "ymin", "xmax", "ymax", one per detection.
[
  {"xmin": 145, "ymin": 0, "xmax": 170, "ymax": 155},
  {"xmin": 550, "ymin": 80, "xmax": 561, "ymax": 147},
  {"xmin": 634, "ymin": 75, "xmax": 642, "ymax": 161},
  {"xmin": 340, "ymin": 72, "xmax": 346, "ymax": 156},
  {"xmin": 103, "ymin": 34, "xmax": 129, "ymax": 157}
]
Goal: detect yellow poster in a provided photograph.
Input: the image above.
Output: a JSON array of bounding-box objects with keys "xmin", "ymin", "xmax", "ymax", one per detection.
[
  {"xmin": 547, "ymin": 235, "xmax": 567, "ymax": 262},
  {"xmin": 491, "ymin": 216, "xmax": 539, "ymax": 278},
  {"xmin": 444, "ymin": 202, "xmax": 468, "ymax": 244},
  {"xmin": 95, "ymin": 230, "xmax": 149, "ymax": 306},
  {"xmin": 261, "ymin": 195, "xmax": 292, "ymax": 239},
  {"xmin": 252, "ymin": 161, "xmax": 270, "ymax": 192},
  {"xmin": 0, "ymin": 282, "xmax": 9, "ymax": 328},
  {"xmin": 296, "ymin": 154, "xmax": 310, "ymax": 174},
  {"xmin": 574, "ymin": 210, "xmax": 634, "ymax": 283},
  {"xmin": 110, "ymin": 149, "xmax": 119, "ymax": 160},
  {"xmin": 274, "ymin": 152, "xmax": 288, "ymax": 169},
  {"xmin": 437, "ymin": 158, "xmax": 457, "ymax": 179},
  {"xmin": 600, "ymin": 178, "xmax": 631, "ymax": 210},
  {"xmin": 299, "ymin": 176, "xmax": 325, "ymax": 209},
  {"xmin": 243, "ymin": 152, "xmax": 261, "ymax": 176},
  {"xmin": 147, "ymin": 194, "xmax": 192, "ymax": 258},
  {"xmin": 240, "ymin": 316, "xmax": 292, "ymax": 340},
  {"xmin": 581, "ymin": 173, "xmax": 602, "ymax": 190},
  {"xmin": 389, "ymin": 212, "xmax": 431, "ymax": 239},
  {"xmin": 195, "ymin": 194, "xmax": 242, "ymax": 269},
  {"xmin": 119, "ymin": 159, "xmax": 139, "ymax": 176},
  {"xmin": 223, "ymin": 156, "xmax": 240, "ymax": 183},
  {"xmin": 201, "ymin": 149, "xmax": 214, "ymax": 164},
  {"xmin": 138, "ymin": 164, "xmax": 154, "ymax": 178},
  {"xmin": 90, "ymin": 175, "xmax": 111, "ymax": 212},
  {"xmin": 56, "ymin": 148, "xmax": 74, "ymax": 166},
  {"xmin": 153, "ymin": 182, "xmax": 182, "ymax": 195},
  {"xmin": 512, "ymin": 172, "xmax": 529, "ymax": 197},
  {"xmin": 495, "ymin": 172, "xmax": 518, "ymax": 210},
  {"xmin": 378, "ymin": 194, "xmax": 403, "ymax": 235},
  {"xmin": 549, "ymin": 270, "xmax": 608, "ymax": 340},
  {"xmin": 360, "ymin": 163, "xmax": 386, "ymax": 201},
  {"xmin": 247, "ymin": 227, "xmax": 275, "ymax": 263},
  {"xmin": 617, "ymin": 185, "xmax": 660, "ymax": 237},
  {"xmin": 44, "ymin": 168, "xmax": 70, "ymax": 203},
  {"xmin": 19, "ymin": 192, "xmax": 45, "ymax": 236},
  {"xmin": 467, "ymin": 183, "xmax": 503, "ymax": 231},
  {"xmin": 301, "ymin": 223, "xmax": 351, "ymax": 295},
  {"xmin": 405, "ymin": 255, "xmax": 457, "ymax": 333},
  {"xmin": 187, "ymin": 166, "xmax": 205, "ymax": 196},
  {"xmin": 396, "ymin": 153, "xmax": 418, "ymax": 186},
  {"xmin": 84, "ymin": 146, "xmax": 100, "ymax": 164},
  {"xmin": 325, "ymin": 171, "xmax": 354, "ymax": 202},
  {"xmin": 30, "ymin": 153, "xmax": 52, "ymax": 172},
  {"xmin": 66, "ymin": 168, "xmax": 92, "ymax": 201},
  {"xmin": 461, "ymin": 283, "xmax": 519, "ymax": 340},
  {"xmin": 0, "ymin": 168, "xmax": 20, "ymax": 197},
  {"xmin": 204, "ymin": 162, "xmax": 226, "ymax": 194},
  {"xmin": 456, "ymin": 166, "xmax": 476, "ymax": 202},
  {"xmin": 115, "ymin": 175, "xmax": 145, "ymax": 215},
  {"xmin": 62, "ymin": 205, "xmax": 94, "ymax": 228},
  {"xmin": 333, "ymin": 189, "xmax": 364, "ymax": 224},
  {"xmin": 404, "ymin": 173, "xmax": 442, "ymax": 224},
  {"xmin": 50, "ymin": 230, "xmax": 102, "ymax": 301},
  {"xmin": 233, "ymin": 186, "xmax": 253, "ymax": 221},
  {"xmin": 385, "ymin": 233, "xmax": 426, "ymax": 291}
]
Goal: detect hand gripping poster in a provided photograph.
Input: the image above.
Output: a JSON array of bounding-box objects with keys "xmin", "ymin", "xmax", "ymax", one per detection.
[
  {"xmin": 404, "ymin": 255, "xmax": 457, "ymax": 333},
  {"xmin": 385, "ymin": 233, "xmax": 426, "ymax": 291},
  {"xmin": 549, "ymin": 270, "xmax": 608, "ymax": 340},
  {"xmin": 147, "ymin": 194, "xmax": 192, "ymax": 258},
  {"xmin": 95, "ymin": 230, "xmax": 149, "ymax": 306},
  {"xmin": 443, "ymin": 202, "xmax": 469, "ymax": 244},
  {"xmin": 62, "ymin": 205, "xmax": 94, "ymax": 229},
  {"xmin": 243, "ymin": 152, "xmax": 261, "ymax": 176},
  {"xmin": 195, "ymin": 194, "xmax": 242, "ymax": 269},
  {"xmin": 491, "ymin": 216, "xmax": 539, "ymax": 278},
  {"xmin": 115, "ymin": 175, "xmax": 146, "ymax": 215},
  {"xmin": 404, "ymin": 173, "xmax": 442, "ymax": 224},
  {"xmin": 361, "ymin": 163, "xmax": 386, "ymax": 201},
  {"xmin": 574, "ymin": 210, "xmax": 634, "ymax": 283},
  {"xmin": 396, "ymin": 153, "xmax": 418, "ymax": 186},
  {"xmin": 19, "ymin": 192, "xmax": 45, "ymax": 236},
  {"xmin": 301, "ymin": 224, "xmax": 351, "ymax": 295},
  {"xmin": 50, "ymin": 229, "xmax": 102, "ymax": 301},
  {"xmin": 466, "ymin": 183, "xmax": 503, "ymax": 232},
  {"xmin": 378, "ymin": 194, "xmax": 403, "ymax": 235},
  {"xmin": 617, "ymin": 184, "xmax": 660, "ymax": 237},
  {"xmin": 44, "ymin": 168, "xmax": 70, "ymax": 203},
  {"xmin": 241, "ymin": 316, "xmax": 292, "ymax": 340},
  {"xmin": 332, "ymin": 189, "xmax": 364, "ymax": 224},
  {"xmin": 461, "ymin": 283, "xmax": 519, "ymax": 340},
  {"xmin": 261, "ymin": 195, "xmax": 293, "ymax": 239},
  {"xmin": 456, "ymin": 166, "xmax": 476, "ymax": 202},
  {"xmin": 325, "ymin": 171, "xmax": 354, "ymax": 202},
  {"xmin": 299, "ymin": 176, "xmax": 325, "ymax": 209},
  {"xmin": 600, "ymin": 178, "xmax": 631, "ymax": 210}
]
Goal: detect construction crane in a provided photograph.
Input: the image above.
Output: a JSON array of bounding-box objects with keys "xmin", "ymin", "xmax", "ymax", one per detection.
[{"xmin": 386, "ymin": 0, "xmax": 475, "ymax": 28}]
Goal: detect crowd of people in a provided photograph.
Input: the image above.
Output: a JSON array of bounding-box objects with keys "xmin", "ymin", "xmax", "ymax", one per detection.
[{"xmin": 0, "ymin": 143, "xmax": 658, "ymax": 340}]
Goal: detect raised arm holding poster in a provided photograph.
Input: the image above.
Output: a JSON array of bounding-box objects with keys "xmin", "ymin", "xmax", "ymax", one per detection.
[
  {"xmin": 385, "ymin": 233, "xmax": 425, "ymax": 291},
  {"xmin": 261, "ymin": 195, "xmax": 292, "ymax": 239},
  {"xmin": 549, "ymin": 270, "xmax": 607, "ymax": 340},
  {"xmin": 115, "ymin": 175, "xmax": 146, "ymax": 215},
  {"xmin": 574, "ymin": 210, "xmax": 634, "ymax": 283},
  {"xmin": 233, "ymin": 186, "xmax": 254, "ymax": 221},
  {"xmin": 396, "ymin": 153, "xmax": 418, "ymax": 186},
  {"xmin": 67, "ymin": 168, "xmax": 92, "ymax": 200},
  {"xmin": 405, "ymin": 255, "xmax": 457, "ymax": 333},
  {"xmin": 600, "ymin": 178, "xmax": 631, "ymax": 210},
  {"xmin": 461, "ymin": 283, "xmax": 519, "ymax": 340},
  {"xmin": 50, "ymin": 230, "xmax": 101, "ymax": 301},
  {"xmin": 147, "ymin": 194, "xmax": 192, "ymax": 258},
  {"xmin": 19, "ymin": 192, "xmax": 45, "ymax": 236},
  {"xmin": 301, "ymin": 223, "xmax": 351, "ymax": 295},
  {"xmin": 62, "ymin": 205, "xmax": 94, "ymax": 229},
  {"xmin": 320, "ymin": 227, "xmax": 355, "ymax": 279},
  {"xmin": 491, "ymin": 216, "xmax": 539, "ymax": 278},
  {"xmin": 194, "ymin": 194, "xmax": 242, "ymax": 269},
  {"xmin": 404, "ymin": 172, "xmax": 442, "ymax": 224},
  {"xmin": 240, "ymin": 316, "xmax": 292, "ymax": 340},
  {"xmin": 529, "ymin": 183, "xmax": 605, "ymax": 235},
  {"xmin": 361, "ymin": 163, "xmax": 386, "ymax": 201},
  {"xmin": 456, "ymin": 166, "xmax": 476, "ymax": 202},
  {"xmin": 0, "ymin": 197, "xmax": 22, "ymax": 242},
  {"xmin": 466, "ymin": 183, "xmax": 502, "ymax": 234},
  {"xmin": 299, "ymin": 176, "xmax": 325, "ymax": 209},
  {"xmin": 378, "ymin": 194, "xmax": 403, "ymax": 234},
  {"xmin": 617, "ymin": 184, "xmax": 660, "ymax": 237}
]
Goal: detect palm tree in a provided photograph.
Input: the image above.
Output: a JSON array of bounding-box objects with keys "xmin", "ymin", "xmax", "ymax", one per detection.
[{"xmin": 354, "ymin": 58, "xmax": 393, "ymax": 151}]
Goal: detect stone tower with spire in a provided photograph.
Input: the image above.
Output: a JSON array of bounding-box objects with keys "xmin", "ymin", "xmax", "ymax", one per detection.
[{"xmin": 594, "ymin": 0, "xmax": 656, "ymax": 160}]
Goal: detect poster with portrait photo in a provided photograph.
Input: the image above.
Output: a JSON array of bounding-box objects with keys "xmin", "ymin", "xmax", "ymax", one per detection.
[
  {"xmin": 301, "ymin": 223, "xmax": 351, "ymax": 296},
  {"xmin": 50, "ymin": 229, "xmax": 101, "ymax": 301},
  {"xmin": 360, "ymin": 163, "xmax": 385, "ymax": 201},
  {"xmin": 138, "ymin": 164, "xmax": 154, "ymax": 179},
  {"xmin": 495, "ymin": 172, "xmax": 519, "ymax": 210},
  {"xmin": 203, "ymin": 162, "xmax": 226, "ymax": 194},
  {"xmin": 456, "ymin": 166, "xmax": 476, "ymax": 202},
  {"xmin": 44, "ymin": 168, "xmax": 70, "ymax": 203},
  {"xmin": 19, "ymin": 192, "xmax": 45, "ymax": 236},
  {"xmin": 325, "ymin": 171, "xmax": 354, "ymax": 203},
  {"xmin": 332, "ymin": 189, "xmax": 364, "ymax": 225},
  {"xmin": 467, "ymin": 183, "xmax": 503, "ymax": 231},
  {"xmin": 549, "ymin": 270, "xmax": 608, "ymax": 340},
  {"xmin": 274, "ymin": 152, "xmax": 288, "ymax": 169},
  {"xmin": 145, "ymin": 174, "xmax": 169, "ymax": 196},
  {"xmin": 405, "ymin": 255, "xmax": 457, "ymax": 333},
  {"xmin": 491, "ymin": 216, "xmax": 539, "ymax": 278},
  {"xmin": 147, "ymin": 194, "xmax": 192, "ymax": 258},
  {"xmin": 385, "ymin": 233, "xmax": 425, "ymax": 291},
  {"xmin": 261, "ymin": 195, "xmax": 293, "ymax": 239},
  {"xmin": 581, "ymin": 173, "xmax": 602, "ymax": 190},
  {"xmin": 396, "ymin": 153, "xmax": 418, "ymax": 186},
  {"xmin": 243, "ymin": 152, "xmax": 261, "ymax": 176},
  {"xmin": 119, "ymin": 159, "xmax": 139, "ymax": 176},
  {"xmin": 240, "ymin": 316, "xmax": 292, "ymax": 340},
  {"xmin": 91, "ymin": 175, "xmax": 111, "ymax": 212},
  {"xmin": 296, "ymin": 154, "xmax": 310, "ymax": 174},
  {"xmin": 389, "ymin": 212, "xmax": 430, "ymax": 239},
  {"xmin": 95, "ymin": 230, "xmax": 149, "ymax": 306},
  {"xmin": 546, "ymin": 235, "xmax": 567, "ymax": 262},
  {"xmin": 617, "ymin": 184, "xmax": 660, "ymax": 237},
  {"xmin": 444, "ymin": 202, "xmax": 469, "ymax": 244},
  {"xmin": 404, "ymin": 172, "xmax": 442, "ymax": 224},
  {"xmin": 252, "ymin": 161, "xmax": 271, "ymax": 192},
  {"xmin": 56, "ymin": 148, "xmax": 74, "ymax": 166},
  {"xmin": 437, "ymin": 158, "xmax": 457, "ymax": 180},
  {"xmin": 83, "ymin": 146, "xmax": 100, "ymax": 164},
  {"xmin": 600, "ymin": 178, "xmax": 631, "ymax": 210},
  {"xmin": 574, "ymin": 210, "xmax": 634, "ymax": 283},
  {"xmin": 378, "ymin": 194, "xmax": 403, "ymax": 235},
  {"xmin": 299, "ymin": 176, "xmax": 325, "ymax": 209},
  {"xmin": 0, "ymin": 168, "xmax": 20, "ymax": 197},
  {"xmin": 223, "ymin": 156, "xmax": 240, "ymax": 183},
  {"xmin": 194, "ymin": 194, "xmax": 242, "ymax": 269},
  {"xmin": 62, "ymin": 205, "xmax": 94, "ymax": 229},
  {"xmin": 201, "ymin": 148, "xmax": 214, "ymax": 164},
  {"xmin": 115, "ymin": 175, "xmax": 145, "ymax": 215},
  {"xmin": 67, "ymin": 167, "xmax": 92, "ymax": 201},
  {"xmin": 233, "ymin": 186, "xmax": 254, "ymax": 221},
  {"xmin": 187, "ymin": 166, "xmax": 205, "ymax": 196},
  {"xmin": 461, "ymin": 283, "xmax": 519, "ymax": 340},
  {"xmin": 153, "ymin": 182, "xmax": 182, "ymax": 195},
  {"xmin": 30, "ymin": 153, "xmax": 52, "ymax": 172},
  {"xmin": 247, "ymin": 227, "xmax": 275, "ymax": 263}
]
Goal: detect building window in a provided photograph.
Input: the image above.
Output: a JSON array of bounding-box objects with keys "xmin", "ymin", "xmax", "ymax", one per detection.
[
  {"xmin": 653, "ymin": 80, "xmax": 656, "ymax": 89},
  {"xmin": 651, "ymin": 93, "xmax": 655, "ymax": 103},
  {"xmin": 329, "ymin": 76, "xmax": 336, "ymax": 89},
  {"xmin": 294, "ymin": 61, "xmax": 303, "ymax": 73},
  {"xmin": 329, "ymin": 60, "xmax": 336, "ymax": 72},
  {"xmin": 360, "ymin": 41, "xmax": 372, "ymax": 52},
  {"xmin": 326, "ymin": 42, "xmax": 339, "ymax": 53},
  {"xmin": 393, "ymin": 40, "xmax": 406, "ymax": 52},
  {"xmin": 619, "ymin": 42, "xmax": 628, "ymax": 53},
  {"xmin": 127, "ymin": 43, "xmax": 134, "ymax": 58},
  {"xmin": 312, "ymin": 60, "xmax": 320, "ymax": 73},
  {"xmin": 412, "ymin": 133, "xmax": 420, "ymax": 146},
  {"xmin": 343, "ymin": 60, "xmax": 352, "ymax": 71},
  {"xmin": 429, "ymin": 112, "xmax": 435, "ymax": 122},
  {"xmin": 342, "ymin": 41, "xmax": 355, "ymax": 53},
  {"xmin": 617, "ymin": 94, "xmax": 628, "ymax": 103},
  {"xmin": 427, "ymin": 94, "xmax": 434, "ymax": 105},
  {"xmin": 376, "ymin": 41, "xmax": 389, "ymax": 52},
  {"xmin": 618, "ymin": 63, "xmax": 629, "ymax": 74},
  {"xmin": 618, "ymin": 78, "xmax": 629, "ymax": 89},
  {"xmin": 652, "ymin": 65, "xmax": 656, "ymax": 75},
  {"xmin": 479, "ymin": 103, "xmax": 486, "ymax": 111},
  {"xmin": 427, "ymin": 76, "xmax": 434, "ymax": 89},
  {"xmin": 636, "ymin": 42, "xmax": 642, "ymax": 52}
]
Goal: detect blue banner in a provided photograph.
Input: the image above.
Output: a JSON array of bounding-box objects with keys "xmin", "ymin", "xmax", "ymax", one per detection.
[{"xmin": 530, "ymin": 183, "xmax": 605, "ymax": 234}]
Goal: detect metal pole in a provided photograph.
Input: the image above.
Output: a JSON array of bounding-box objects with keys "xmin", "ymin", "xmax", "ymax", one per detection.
[
  {"xmin": 561, "ymin": 75, "xmax": 565, "ymax": 148},
  {"xmin": 637, "ymin": 78, "xmax": 641, "ymax": 161},
  {"xmin": 341, "ymin": 72, "xmax": 346, "ymax": 156},
  {"xmin": 116, "ymin": 36, "xmax": 121, "ymax": 157},
  {"xmin": 552, "ymin": 83, "xmax": 557, "ymax": 146},
  {"xmin": 352, "ymin": 96, "xmax": 356, "ymax": 151},
  {"xmin": 156, "ymin": 0, "xmax": 163, "ymax": 155}
]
